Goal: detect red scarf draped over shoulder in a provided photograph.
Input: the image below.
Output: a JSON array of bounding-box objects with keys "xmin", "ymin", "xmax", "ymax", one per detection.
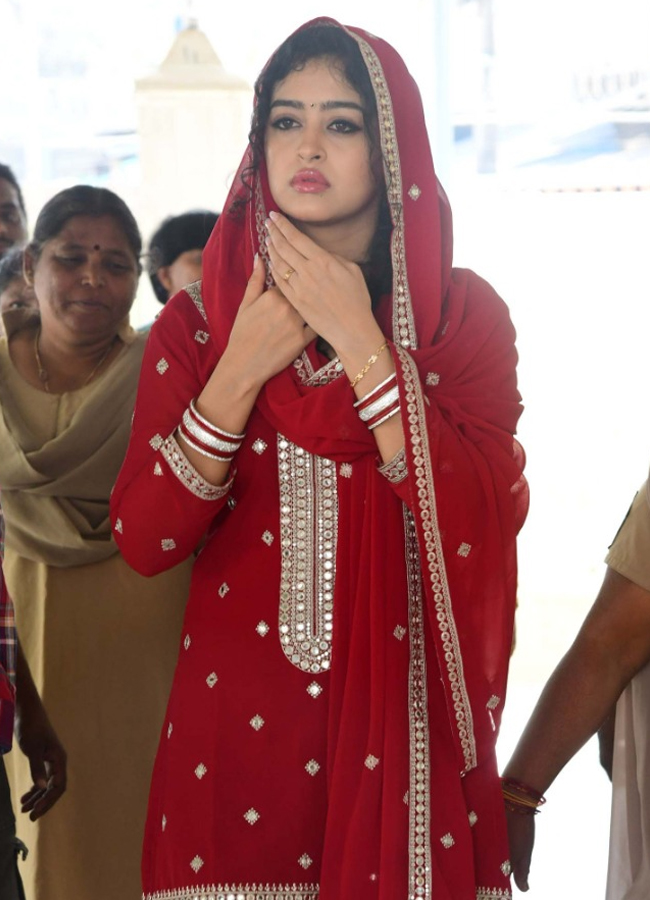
[{"xmin": 202, "ymin": 18, "xmax": 527, "ymax": 900}]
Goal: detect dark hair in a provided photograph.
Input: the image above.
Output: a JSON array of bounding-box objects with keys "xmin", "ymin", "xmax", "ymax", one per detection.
[
  {"xmin": 239, "ymin": 23, "xmax": 393, "ymax": 302},
  {"xmin": 0, "ymin": 164, "xmax": 26, "ymax": 217},
  {"xmin": 148, "ymin": 210, "xmax": 219, "ymax": 304},
  {"xmin": 0, "ymin": 247, "xmax": 25, "ymax": 294},
  {"xmin": 29, "ymin": 185, "xmax": 142, "ymax": 271}
]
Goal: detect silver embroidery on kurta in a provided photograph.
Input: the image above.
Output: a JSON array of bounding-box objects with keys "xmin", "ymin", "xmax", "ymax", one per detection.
[
  {"xmin": 350, "ymin": 30, "xmax": 417, "ymax": 350},
  {"xmin": 398, "ymin": 347, "xmax": 476, "ymax": 773},
  {"xmin": 404, "ymin": 509, "xmax": 433, "ymax": 899},
  {"xmin": 185, "ymin": 280, "xmax": 207, "ymax": 322},
  {"xmin": 277, "ymin": 435, "xmax": 337, "ymax": 673},
  {"xmin": 143, "ymin": 885, "xmax": 320, "ymax": 900}
]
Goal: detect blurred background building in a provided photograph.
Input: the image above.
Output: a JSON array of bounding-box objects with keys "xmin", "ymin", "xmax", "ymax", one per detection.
[{"xmin": 1, "ymin": 1, "xmax": 649, "ymax": 896}]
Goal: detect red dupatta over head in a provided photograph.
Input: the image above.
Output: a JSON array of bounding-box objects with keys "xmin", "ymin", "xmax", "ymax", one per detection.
[{"xmin": 202, "ymin": 18, "xmax": 527, "ymax": 900}]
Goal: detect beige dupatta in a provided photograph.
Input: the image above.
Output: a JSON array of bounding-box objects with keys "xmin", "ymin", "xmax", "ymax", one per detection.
[{"xmin": 0, "ymin": 312, "xmax": 146, "ymax": 567}]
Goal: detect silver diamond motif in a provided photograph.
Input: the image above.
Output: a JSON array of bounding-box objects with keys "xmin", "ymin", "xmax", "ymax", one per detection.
[
  {"xmin": 156, "ymin": 357, "xmax": 169, "ymax": 375},
  {"xmin": 252, "ymin": 439, "xmax": 267, "ymax": 455},
  {"xmin": 190, "ymin": 855, "xmax": 204, "ymax": 873},
  {"xmin": 162, "ymin": 814, "xmax": 167, "ymax": 831},
  {"xmin": 250, "ymin": 715, "xmax": 265, "ymax": 731},
  {"xmin": 154, "ymin": 462, "xmax": 163, "ymax": 476},
  {"xmin": 468, "ymin": 810, "xmax": 478, "ymax": 826},
  {"xmin": 194, "ymin": 330, "xmax": 209, "ymax": 344},
  {"xmin": 426, "ymin": 372, "xmax": 440, "ymax": 386},
  {"xmin": 161, "ymin": 538, "xmax": 176, "ymax": 551},
  {"xmin": 114, "ymin": 518, "xmax": 123, "ymax": 534},
  {"xmin": 256, "ymin": 621, "xmax": 269, "ymax": 637},
  {"xmin": 194, "ymin": 763, "xmax": 207, "ymax": 779},
  {"xmin": 457, "ymin": 542, "xmax": 471, "ymax": 557},
  {"xmin": 261, "ymin": 530, "xmax": 274, "ymax": 546},
  {"xmin": 365, "ymin": 754, "xmax": 380, "ymax": 771},
  {"xmin": 307, "ymin": 682, "xmax": 322, "ymax": 699},
  {"xmin": 393, "ymin": 625, "xmax": 407, "ymax": 641},
  {"xmin": 183, "ymin": 634, "xmax": 191, "ymax": 650},
  {"xmin": 149, "ymin": 433, "xmax": 164, "ymax": 450},
  {"xmin": 298, "ymin": 854, "xmax": 313, "ymax": 870},
  {"xmin": 501, "ymin": 860, "xmax": 512, "ymax": 876},
  {"xmin": 206, "ymin": 672, "xmax": 218, "ymax": 688},
  {"xmin": 305, "ymin": 759, "xmax": 320, "ymax": 776},
  {"xmin": 408, "ymin": 183, "xmax": 422, "ymax": 200},
  {"xmin": 244, "ymin": 808, "xmax": 260, "ymax": 825},
  {"xmin": 218, "ymin": 582, "xmax": 230, "ymax": 598},
  {"xmin": 340, "ymin": 463, "xmax": 352, "ymax": 478},
  {"xmin": 441, "ymin": 833, "xmax": 455, "ymax": 849}
]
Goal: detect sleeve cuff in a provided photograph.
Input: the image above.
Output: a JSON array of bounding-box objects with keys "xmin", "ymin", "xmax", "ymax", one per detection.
[{"xmin": 160, "ymin": 434, "xmax": 235, "ymax": 500}]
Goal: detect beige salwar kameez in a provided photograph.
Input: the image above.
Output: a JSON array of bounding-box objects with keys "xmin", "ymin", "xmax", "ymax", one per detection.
[{"xmin": 0, "ymin": 320, "xmax": 191, "ymax": 900}]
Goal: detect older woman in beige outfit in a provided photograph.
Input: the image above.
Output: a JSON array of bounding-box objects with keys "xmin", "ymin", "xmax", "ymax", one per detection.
[{"xmin": 0, "ymin": 186, "xmax": 191, "ymax": 899}]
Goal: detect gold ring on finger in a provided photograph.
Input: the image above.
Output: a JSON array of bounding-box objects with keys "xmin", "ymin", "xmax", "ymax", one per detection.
[{"xmin": 281, "ymin": 267, "xmax": 295, "ymax": 282}]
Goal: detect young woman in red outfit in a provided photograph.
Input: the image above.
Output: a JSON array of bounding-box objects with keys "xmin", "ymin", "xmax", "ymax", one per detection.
[{"xmin": 112, "ymin": 19, "xmax": 528, "ymax": 900}]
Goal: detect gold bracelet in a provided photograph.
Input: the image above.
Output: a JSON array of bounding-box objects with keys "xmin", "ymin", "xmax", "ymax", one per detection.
[{"xmin": 349, "ymin": 341, "xmax": 389, "ymax": 389}]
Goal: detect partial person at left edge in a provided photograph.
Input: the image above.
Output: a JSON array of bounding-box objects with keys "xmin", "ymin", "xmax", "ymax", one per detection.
[
  {"xmin": 0, "ymin": 505, "xmax": 66, "ymax": 900},
  {"xmin": 0, "ymin": 166, "xmax": 28, "ymax": 261}
]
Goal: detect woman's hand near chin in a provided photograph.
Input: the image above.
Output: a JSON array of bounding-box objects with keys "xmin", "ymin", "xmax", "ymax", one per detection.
[
  {"xmin": 219, "ymin": 253, "xmax": 316, "ymax": 393},
  {"xmin": 264, "ymin": 211, "xmax": 380, "ymax": 356}
]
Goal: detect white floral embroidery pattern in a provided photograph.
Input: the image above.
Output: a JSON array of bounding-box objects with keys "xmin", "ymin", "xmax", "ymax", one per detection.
[
  {"xmin": 408, "ymin": 184, "xmax": 422, "ymax": 200},
  {"xmin": 114, "ymin": 518, "xmax": 123, "ymax": 534},
  {"xmin": 161, "ymin": 538, "xmax": 176, "ymax": 551},
  {"xmin": 365, "ymin": 754, "xmax": 380, "ymax": 771},
  {"xmin": 143, "ymin": 885, "xmax": 320, "ymax": 900},
  {"xmin": 487, "ymin": 695, "xmax": 501, "ymax": 710},
  {"xmin": 340, "ymin": 463, "xmax": 353, "ymax": 478},
  {"xmin": 256, "ymin": 621, "xmax": 269, "ymax": 637},
  {"xmin": 156, "ymin": 358, "xmax": 169, "ymax": 375},
  {"xmin": 441, "ymin": 833, "xmax": 455, "ymax": 849},
  {"xmin": 468, "ymin": 810, "xmax": 478, "ymax": 826},
  {"xmin": 149, "ymin": 434, "xmax": 164, "ymax": 450},
  {"xmin": 501, "ymin": 860, "xmax": 512, "ymax": 877},
  {"xmin": 218, "ymin": 583, "xmax": 230, "ymax": 598},
  {"xmin": 307, "ymin": 682, "xmax": 322, "ymax": 699},
  {"xmin": 167, "ymin": 722, "xmax": 173, "ymax": 739},
  {"xmin": 403, "ymin": 791, "xmax": 409, "ymax": 805},
  {"xmin": 393, "ymin": 625, "xmax": 407, "ymax": 641},
  {"xmin": 160, "ymin": 435, "xmax": 231, "ymax": 501},
  {"xmin": 457, "ymin": 542, "xmax": 472, "ymax": 557},
  {"xmin": 426, "ymin": 372, "xmax": 440, "ymax": 386},
  {"xmin": 305, "ymin": 760, "xmax": 320, "ymax": 776},
  {"xmin": 153, "ymin": 462, "xmax": 163, "ymax": 476},
  {"xmin": 185, "ymin": 281, "xmax": 207, "ymax": 322},
  {"xmin": 183, "ymin": 635, "xmax": 191, "ymax": 651},
  {"xmin": 190, "ymin": 855, "xmax": 204, "ymax": 873},
  {"xmin": 194, "ymin": 330, "xmax": 209, "ymax": 344},
  {"xmin": 244, "ymin": 808, "xmax": 260, "ymax": 825},
  {"xmin": 206, "ymin": 672, "xmax": 218, "ymax": 688},
  {"xmin": 194, "ymin": 763, "xmax": 207, "ymax": 780},
  {"xmin": 298, "ymin": 854, "xmax": 313, "ymax": 870},
  {"xmin": 252, "ymin": 439, "xmax": 268, "ymax": 455},
  {"xmin": 250, "ymin": 715, "xmax": 265, "ymax": 731},
  {"xmin": 162, "ymin": 814, "xmax": 167, "ymax": 831},
  {"xmin": 261, "ymin": 530, "xmax": 274, "ymax": 546},
  {"xmin": 476, "ymin": 891, "xmax": 512, "ymax": 900}
]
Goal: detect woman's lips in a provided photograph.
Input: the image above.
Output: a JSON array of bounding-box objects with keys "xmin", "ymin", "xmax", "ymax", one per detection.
[{"xmin": 290, "ymin": 169, "xmax": 330, "ymax": 193}]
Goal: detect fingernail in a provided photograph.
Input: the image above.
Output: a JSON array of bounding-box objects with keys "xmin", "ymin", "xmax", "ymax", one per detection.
[
  {"xmin": 253, "ymin": 252, "xmax": 259, "ymax": 265},
  {"xmin": 265, "ymin": 218, "xmax": 272, "ymax": 230},
  {"xmin": 269, "ymin": 210, "xmax": 279, "ymax": 221}
]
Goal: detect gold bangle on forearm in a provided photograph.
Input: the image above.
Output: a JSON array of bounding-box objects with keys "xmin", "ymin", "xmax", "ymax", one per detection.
[{"xmin": 349, "ymin": 341, "xmax": 389, "ymax": 389}]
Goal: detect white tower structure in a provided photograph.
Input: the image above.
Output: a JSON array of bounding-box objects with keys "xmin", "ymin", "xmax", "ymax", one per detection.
[{"xmin": 135, "ymin": 21, "xmax": 252, "ymax": 235}]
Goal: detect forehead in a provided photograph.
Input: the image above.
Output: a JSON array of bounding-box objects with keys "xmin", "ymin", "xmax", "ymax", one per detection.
[
  {"xmin": 270, "ymin": 57, "xmax": 361, "ymax": 104},
  {"xmin": 52, "ymin": 215, "xmax": 134, "ymax": 253},
  {"xmin": 0, "ymin": 178, "xmax": 22, "ymax": 209}
]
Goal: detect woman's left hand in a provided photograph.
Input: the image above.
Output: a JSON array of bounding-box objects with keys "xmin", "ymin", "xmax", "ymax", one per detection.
[{"xmin": 265, "ymin": 211, "xmax": 378, "ymax": 355}]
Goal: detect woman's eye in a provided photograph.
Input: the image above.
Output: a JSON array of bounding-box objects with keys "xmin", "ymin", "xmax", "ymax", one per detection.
[
  {"xmin": 8, "ymin": 300, "xmax": 28, "ymax": 309},
  {"xmin": 330, "ymin": 119, "xmax": 362, "ymax": 134},
  {"xmin": 105, "ymin": 260, "xmax": 132, "ymax": 273},
  {"xmin": 56, "ymin": 255, "xmax": 84, "ymax": 267},
  {"xmin": 270, "ymin": 116, "xmax": 299, "ymax": 131}
]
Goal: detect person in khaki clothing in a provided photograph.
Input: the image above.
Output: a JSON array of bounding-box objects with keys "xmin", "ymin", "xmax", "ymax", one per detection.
[{"xmin": 504, "ymin": 475, "xmax": 650, "ymax": 898}]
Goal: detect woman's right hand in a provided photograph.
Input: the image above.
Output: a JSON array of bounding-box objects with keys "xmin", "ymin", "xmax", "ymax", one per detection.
[
  {"xmin": 221, "ymin": 254, "xmax": 317, "ymax": 391},
  {"xmin": 506, "ymin": 810, "xmax": 535, "ymax": 892}
]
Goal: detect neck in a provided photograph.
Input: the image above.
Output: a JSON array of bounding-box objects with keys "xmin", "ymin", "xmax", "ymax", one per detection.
[
  {"xmin": 35, "ymin": 325, "xmax": 120, "ymax": 393},
  {"xmin": 292, "ymin": 209, "xmax": 378, "ymax": 263}
]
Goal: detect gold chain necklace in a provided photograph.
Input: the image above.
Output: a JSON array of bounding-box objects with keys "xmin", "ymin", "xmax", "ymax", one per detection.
[{"xmin": 34, "ymin": 327, "xmax": 116, "ymax": 393}]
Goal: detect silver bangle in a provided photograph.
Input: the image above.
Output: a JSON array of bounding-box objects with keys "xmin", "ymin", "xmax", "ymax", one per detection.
[
  {"xmin": 368, "ymin": 404, "xmax": 401, "ymax": 431},
  {"xmin": 177, "ymin": 428, "xmax": 235, "ymax": 462},
  {"xmin": 353, "ymin": 372, "xmax": 397, "ymax": 408},
  {"xmin": 182, "ymin": 409, "xmax": 241, "ymax": 454},
  {"xmin": 358, "ymin": 385, "xmax": 400, "ymax": 423},
  {"xmin": 189, "ymin": 399, "xmax": 245, "ymax": 440}
]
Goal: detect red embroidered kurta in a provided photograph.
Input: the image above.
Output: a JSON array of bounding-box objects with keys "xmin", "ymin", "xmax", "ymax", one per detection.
[{"xmin": 111, "ymin": 17, "xmax": 528, "ymax": 900}]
